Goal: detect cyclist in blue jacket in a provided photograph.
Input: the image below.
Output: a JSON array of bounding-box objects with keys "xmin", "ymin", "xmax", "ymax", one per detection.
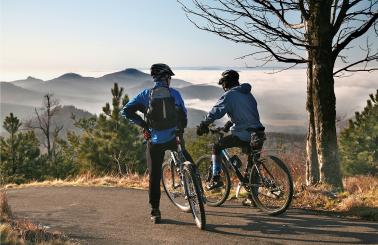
[
  {"xmin": 121, "ymin": 64, "xmax": 189, "ymax": 223},
  {"xmin": 197, "ymin": 70, "xmax": 265, "ymax": 206}
]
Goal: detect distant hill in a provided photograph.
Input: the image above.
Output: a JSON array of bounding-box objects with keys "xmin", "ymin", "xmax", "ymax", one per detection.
[
  {"xmin": 11, "ymin": 76, "xmax": 44, "ymax": 87},
  {"xmin": 1, "ymin": 69, "xmax": 215, "ymax": 116},
  {"xmin": 22, "ymin": 105, "xmax": 95, "ymax": 140},
  {"xmin": 0, "ymin": 82, "xmax": 46, "ymax": 106},
  {"xmin": 1, "ymin": 68, "xmax": 308, "ymax": 133},
  {"xmin": 7, "ymin": 69, "xmax": 190, "ymax": 99},
  {"xmin": 2, "ymin": 69, "xmax": 195, "ymax": 113}
]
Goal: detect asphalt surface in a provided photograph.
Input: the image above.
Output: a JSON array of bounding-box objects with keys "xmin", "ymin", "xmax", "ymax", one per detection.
[{"xmin": 6, "ymin": 186, "xmax": 378, "ymax": 245}]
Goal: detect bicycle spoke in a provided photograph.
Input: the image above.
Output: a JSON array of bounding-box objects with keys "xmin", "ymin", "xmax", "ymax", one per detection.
[
  {"xmin": 183, "ymin": 164, "xmax": 206, "ymax": 229},
  {"xmin": 250, "ymin": 155, "xmax": 293, "ymax": 215},
  {"xmin": 195, "ymin": 155, "xmax": 231, "ymax": 207},
  {"xmin": 162, "ymin": 161, "xmax": 190, "ymax": 212}
]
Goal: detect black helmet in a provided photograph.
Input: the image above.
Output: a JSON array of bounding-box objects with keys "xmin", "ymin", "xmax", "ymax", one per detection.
[
  {"xmin": 218, "ymin": 70, "xmax": 239, "ymax": 89},
  {"xmin": 150, "ymin": 63, "xmax": 175, "ymax": 78}
]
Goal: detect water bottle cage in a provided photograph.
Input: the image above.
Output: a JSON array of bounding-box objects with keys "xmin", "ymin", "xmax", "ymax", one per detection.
[{"xmin": 230, "ymin": 155, "xmax": 242, "ymax": 169}]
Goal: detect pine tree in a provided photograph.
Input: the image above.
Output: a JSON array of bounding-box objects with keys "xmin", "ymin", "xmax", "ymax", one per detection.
[
  {"xmin": 1, "ymin": 113, "xmax": 22, "ymax": 177},
  {"xmin": 339, "ymin": 90, "xmax": 378, "ymax": 176},
  {"xmin": 0, "ymin": 113, "xmax": 42, "ymax": 184},
  {"xmin": 68, "ymin": 83, "xmax": 145, "ymax": 175}
]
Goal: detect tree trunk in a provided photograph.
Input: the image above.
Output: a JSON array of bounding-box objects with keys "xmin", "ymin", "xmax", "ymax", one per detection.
[
  {"xmin": 47, "ymin": 101, "xmax": 51, "ymax": 158},
  {"xmin": 10, "ymin": 132, "xmax": 16, "ymax": 175},
  {"xmin": 309, "ymin": 0, "xmax": 342, "ymax": 188},
  {"xmin": 305, "ymin": 60, "xmax": 319, "ymax": 185}
]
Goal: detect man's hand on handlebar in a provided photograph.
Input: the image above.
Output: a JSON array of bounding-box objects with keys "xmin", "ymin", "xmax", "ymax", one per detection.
[{"xmin": 196, "ymin": 122, "xmax": 210, "ymax": 136}]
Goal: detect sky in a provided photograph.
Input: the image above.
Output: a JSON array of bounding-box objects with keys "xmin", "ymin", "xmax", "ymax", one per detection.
[
  {"xmin": 0, "ymin": 0, "xmax": 255, "ymax": 80},
  {"xmin": 1, "ymin": 0, "xmax": 376, "ymax": 81}
]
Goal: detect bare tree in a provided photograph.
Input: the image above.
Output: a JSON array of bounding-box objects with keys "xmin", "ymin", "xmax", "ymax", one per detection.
[
  {"xmin": 26, "ymin": 94, "xmax": 63, "ymax": 158},
  {"xmin": 179, "ymin": 0, "xmax": 378, "ymax": 188}
]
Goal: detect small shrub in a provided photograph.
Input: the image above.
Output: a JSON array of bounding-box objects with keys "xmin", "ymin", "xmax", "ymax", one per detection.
[{"xmin": 0, "ymin": 191, "xmax": 13, "ymax": 222}]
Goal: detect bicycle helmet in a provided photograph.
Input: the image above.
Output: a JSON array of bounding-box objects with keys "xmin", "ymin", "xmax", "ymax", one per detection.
[
  {"xmin": 218, "ymin": 70, "xmax": 239, "ymax": 89},
  {"xmin": 150, "ymin": 63, "xmax": 175, "ymax": 79}
]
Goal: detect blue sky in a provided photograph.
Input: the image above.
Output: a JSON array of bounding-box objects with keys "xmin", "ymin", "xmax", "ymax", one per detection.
[
  {"xmin": 0, "ymin": 0, "xmax": 253, "ymax": 78},
  {"xmin": 0, "ymin": 0, "xmax": 376, "ymax": 81}
]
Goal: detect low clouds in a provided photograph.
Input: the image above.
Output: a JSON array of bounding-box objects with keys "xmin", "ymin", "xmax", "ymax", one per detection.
[{"xmin": 175, "ymin": 69, "xmax": 377, "ymax": 132}]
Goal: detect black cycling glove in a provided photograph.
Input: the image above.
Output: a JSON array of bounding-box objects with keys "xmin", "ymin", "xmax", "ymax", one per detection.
[
  {"xmin": 222, "ymin": 121, "xmax": 233, "ymax": 132},
  {"xmin": 196, "ymin": 121, "xmax": 209, "ymax": 136}
]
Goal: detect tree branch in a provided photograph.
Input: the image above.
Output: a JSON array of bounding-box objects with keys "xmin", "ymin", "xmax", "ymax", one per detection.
[
  {"xmin": 333, "ymin": 52, "xmax": 378, "ymax": 76},
  {"xmin": 333, "ymin": 12, "xmax": 378, "ymax": 60},
  {"xmin": 179, "ymin": 0, "xmax": 308, "ymax": 64}
]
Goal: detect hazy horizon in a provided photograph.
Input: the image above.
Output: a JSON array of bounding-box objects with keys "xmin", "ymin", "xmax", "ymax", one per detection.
[{"xmin": 1, "ymin": 68, "xmax": 377, "ymax": 134}]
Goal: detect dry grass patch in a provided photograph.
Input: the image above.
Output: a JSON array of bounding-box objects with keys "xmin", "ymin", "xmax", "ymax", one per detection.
[
  {"xmin": 5, "ymin": 172, "xmax": 149, "ymax": 190},
  {"xmin": 293, "ymin": 176, "xmax": 378, "ymax": 220},
  {"xmin": 1, "ymin": 190, "xmax": 13, "ymax": 222}
]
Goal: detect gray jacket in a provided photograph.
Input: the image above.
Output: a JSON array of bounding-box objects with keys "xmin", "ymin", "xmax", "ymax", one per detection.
[{"xmin": 204, "ymin": 83, "xmax": 264, "ymax": 141}]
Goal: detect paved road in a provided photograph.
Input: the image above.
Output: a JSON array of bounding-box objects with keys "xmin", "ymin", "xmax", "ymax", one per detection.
[{"xmin": 6, "ymin": 186, "xmax": 378, "ymax": 245}]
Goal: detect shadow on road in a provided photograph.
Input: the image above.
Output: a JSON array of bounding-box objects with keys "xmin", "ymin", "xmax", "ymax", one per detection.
[
  {"xmin": 160, "ymin": 218, "xmax": 194, "ymax": 226},
  {"xmin": 205, "ymin": 206, "xmax": 378, "ymax": 244}
]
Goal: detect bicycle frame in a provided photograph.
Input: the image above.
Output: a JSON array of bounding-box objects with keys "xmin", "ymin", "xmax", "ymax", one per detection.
[
  {"xmin": 220, "ymin": 149, "xmax": 249, "ymax": 183},
  {"xmin": 222, "ymin": 148, "xmax": 276, "ymax": 186}
]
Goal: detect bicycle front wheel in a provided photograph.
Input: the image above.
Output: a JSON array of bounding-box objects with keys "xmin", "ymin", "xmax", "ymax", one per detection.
[
  {"xmin": 162, "ymin": 160, "xmax": 191, "ymax": 212},
  {"xmin": 182, "ymin": 161, "xmax": 206, "ymax": 230},
  {"xmin": 249, "ymin": 155, "xmax": 293, "ymax": 216},
  {"xmin": 195, "ymin": 155, "xmax": 231, "ymax": 207}
]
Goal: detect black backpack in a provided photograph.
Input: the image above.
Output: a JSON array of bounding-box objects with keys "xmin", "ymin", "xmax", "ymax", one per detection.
[{"xmin": 146, "ymin": 86, "xmax": 177, "ymax": 130}]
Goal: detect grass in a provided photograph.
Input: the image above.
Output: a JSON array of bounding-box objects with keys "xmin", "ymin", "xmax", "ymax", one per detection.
[
  {"xmin": 260, "ymin": 143, "xmax": 378, "ymax": 220},
  {"xmin": 0, "ymin": 191, "xmax": 78, "ymax": 245},
  {"xmin": 292, "ymin": 175, "xmax": 378, "ymax": 220},
  {"xmin": 4, "ymin": 172, "xmax": 149, "ymax": 190}
]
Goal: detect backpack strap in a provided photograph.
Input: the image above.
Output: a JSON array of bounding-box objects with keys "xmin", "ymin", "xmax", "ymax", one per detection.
[{"xmin": 144, "ymin": 88, "xmax": 154, "ymax": 126}]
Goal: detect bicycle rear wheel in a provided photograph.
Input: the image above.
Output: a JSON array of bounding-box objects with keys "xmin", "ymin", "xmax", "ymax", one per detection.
[
  {"xmin": 249, "ymin": 155, "xmax": 293, "ymax": 216},
  {"xmin": 182, "ymin": 161, "xmax": 206, "ymax": 230},
  {"xmin": 162, "ymin": 160, "xmax": 190, "ymax": 212},
  {"xmin": 195, "ymin": 155, "xmax": 231, "ymax": 207}
]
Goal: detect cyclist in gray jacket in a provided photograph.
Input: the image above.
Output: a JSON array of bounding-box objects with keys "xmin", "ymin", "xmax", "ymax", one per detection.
[{"xmin": 197, "ymin": 70, "xmax": 265, "ymax": 205}]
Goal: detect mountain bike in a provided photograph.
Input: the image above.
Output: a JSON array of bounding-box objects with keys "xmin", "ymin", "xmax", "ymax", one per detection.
[
  {"xmin": 161, "ymin": 135, "xmax": 206, "ymax": 229},
  {"xmin": 195, "ymin": 127, "xmax": 293, "ymax": 216}
]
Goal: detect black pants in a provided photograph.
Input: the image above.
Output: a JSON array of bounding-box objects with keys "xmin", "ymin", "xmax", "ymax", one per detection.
[
  {"xmin": 212, "ymin": 134, "xmax": 250, "ymax": 155},
  {"xmin": 146, "ymin": 138, "xmax": 194, "ymax": 209}
]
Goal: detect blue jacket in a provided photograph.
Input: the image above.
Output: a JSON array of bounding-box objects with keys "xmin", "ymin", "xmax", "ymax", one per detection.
[
  {"xmin": 204, "ymin": 83, "xmax": 264, "ymax": 142},
  {"xmin": 121, "ymin": 81, "xmax": 187, "ymax": 144}
]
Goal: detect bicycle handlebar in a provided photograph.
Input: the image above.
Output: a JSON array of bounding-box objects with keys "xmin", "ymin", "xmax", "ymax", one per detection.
[{"xmin": 208, "ymin": 127, "xmax": 225, "ymax": 138}]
